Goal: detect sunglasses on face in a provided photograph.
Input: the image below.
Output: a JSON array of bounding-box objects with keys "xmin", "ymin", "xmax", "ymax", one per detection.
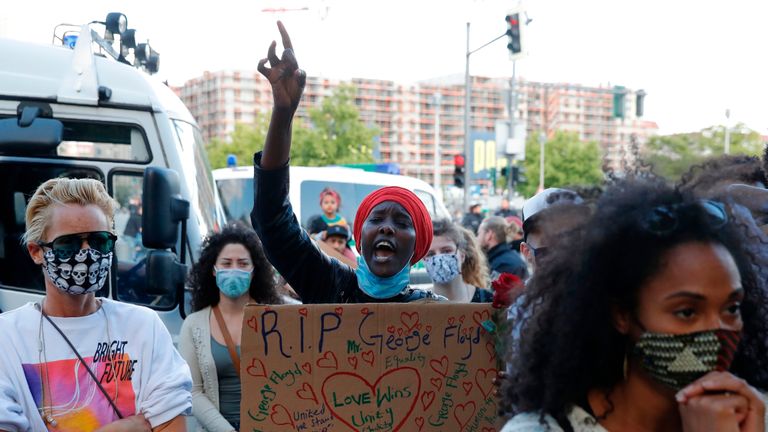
[
  {"xmin": 528, "ymin": 245, "xmax": 549, "ymax": 258},
  {"xmin": 37, "ymin": 231, "xmax": 117, "ymax": 260},
  {"xmin": 641, "ymin": 200, "xmax": 727, "ymax": 235}
]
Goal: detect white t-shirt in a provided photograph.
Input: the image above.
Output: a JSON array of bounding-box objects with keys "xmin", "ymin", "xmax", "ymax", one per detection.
[{"xmin": 0, "ymin": 299, "xmax": 192, "ymax": 431}]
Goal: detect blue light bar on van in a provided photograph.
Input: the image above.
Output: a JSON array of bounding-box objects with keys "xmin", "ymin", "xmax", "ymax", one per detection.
[
  {"xmin": 226, "ymin": 154, "xmax": 237, "ymax": 167},
  {"xmin": 63, "ymin": 35, "xmax": 78, "ymax": 49}
]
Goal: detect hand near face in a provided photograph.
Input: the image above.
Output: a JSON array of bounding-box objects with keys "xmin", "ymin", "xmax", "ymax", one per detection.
[
  {"xmin": 677, "ymin": 371, "xmax": 766, "ymax": 432},
  {"xmin": 258, "ymin": 21, "xmax": 306, "ymax": 112}
]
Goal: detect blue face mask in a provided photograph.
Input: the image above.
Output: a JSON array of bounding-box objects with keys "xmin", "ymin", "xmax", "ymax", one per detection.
[
  {"xmin": 215, "ymin": 268, "xmax": 252, "ymax": 299},
  {"xmin": 355, "ymin": 255, "xmax": 411, "ymax": 299}
]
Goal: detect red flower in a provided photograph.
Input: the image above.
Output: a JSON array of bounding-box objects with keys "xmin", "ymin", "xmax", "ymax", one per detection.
[{"xmin": 491, "ymin": 273, "xmax": 523, "ymax": 309}]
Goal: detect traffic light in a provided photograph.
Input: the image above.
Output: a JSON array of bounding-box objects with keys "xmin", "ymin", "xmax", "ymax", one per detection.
[
  {"xmin": 612, "ymin": 86, "xmax": 626, "ymax": 119},
  {"xmin": 505, "ymin": 13, "xmax": 522, "ymax": 56},
  {"xmin": 511, "ymin": 165, "xmax": 527, "ymax": 184},
  {"xmin": 635, "ymin": 89, "xmax": 646, "ymax": 117},
  {"xmin": 453, "ymin": 154, "xmax": 465, "ymax": 188}
]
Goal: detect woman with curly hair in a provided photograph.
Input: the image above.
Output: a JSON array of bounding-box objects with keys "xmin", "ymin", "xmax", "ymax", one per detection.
[
  {"xmin": 501, "ymin": 180, "xmax": 768, "ymax": 432},
  {"xmin": 179, "ymin": 224, "xmax": 281, "ymax": 431},
  {"xmin": 425, "ymin": 219, "xmax": 492, "ymax": 302}
]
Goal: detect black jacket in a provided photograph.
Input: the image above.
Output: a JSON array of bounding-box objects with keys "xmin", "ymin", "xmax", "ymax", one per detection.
[
  {"xmin": 486, "ymin": 242, "xmax": 528, "ymax": 280},
  {"xmin": 250, "ymin": 152, "xmax": 438, "ymax": 304}
]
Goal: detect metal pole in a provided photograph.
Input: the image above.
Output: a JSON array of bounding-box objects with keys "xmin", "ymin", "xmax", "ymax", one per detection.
[
  {"xmin": 433, "ymin": 92, "xmax": 442, "ymax": 198},
  {"xmin": 463, "ymin": 22, "xmax": 471, "ymax": 212},
  {"xmin": 724, "ymin": 108, "xmax": 731, "ymax": 154},
  {"xmin": 507, "ymin": 61, "xmax": 516, "ymax": 200}
]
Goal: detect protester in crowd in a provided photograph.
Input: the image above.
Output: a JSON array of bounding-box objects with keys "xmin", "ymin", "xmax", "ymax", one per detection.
[
  {"xmin": 316, "ymin": 186, "xmax": 348, "ymax": 228},
  {"xmin": 461, "ymin": 203, "xmax": 484, "ymax": 234},
  {"xmin": 520, "ymin": 188, "xmax": 587, "ymax": 275},
  {"xmin": 501, "ymin": 179, "xmax": 768, "ymax": 431},
  {"xmin": 0, "ymin": 178, "xmax": 191, "ymax": 431},
  {"xmin": 506, "ymin": 215, "xmax": 524, "ymax": 253},
  {"xmin": 425, "ymin": 219, "xmax": 492, "ymax": 303},
  {"xmin": 323, "ymin": 224, "xmax": 356, "ymax": 260},
  {"xmin": 477, "ymin": 216, "xmax": 528, "ymax": 280},
  {"xmin": 495, "ymin": 198, "xmax": 517, "ymax": 218},
  {"xmin": 251, "ymin": 21, "xmax": 440, "ymax": 303},
  {"xmin": 179, "ymin": 224, "xmax": 282, "ymax": 431}
]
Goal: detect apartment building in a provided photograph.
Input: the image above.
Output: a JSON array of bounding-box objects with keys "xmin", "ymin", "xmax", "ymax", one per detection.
[{"xmin": 178, "ymin": 71, "xmax": 657, "ymax": 184}]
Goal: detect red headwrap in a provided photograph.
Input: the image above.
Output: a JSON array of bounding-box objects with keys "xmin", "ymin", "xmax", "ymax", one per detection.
[{"xmin": 353, "ymin": 186, "xmax": 433, "ymax": 264}]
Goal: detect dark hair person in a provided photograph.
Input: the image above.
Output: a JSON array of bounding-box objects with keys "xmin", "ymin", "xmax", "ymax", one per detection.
[
  {"xmin": 179, "ymin": 224, "xmax": 281, "ymax": 431},
  {"xmin": 249, "ymin": 21, "xmax": 439, "ymax": 304},
  {"xmin": 501, "ymin": 180, "xmax": 768, "ymax": 432}
]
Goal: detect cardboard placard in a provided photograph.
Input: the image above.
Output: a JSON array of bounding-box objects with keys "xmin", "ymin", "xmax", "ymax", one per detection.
[{"xmin": 241, "ymin": 303, "xmax": 500, "ymax": 432}]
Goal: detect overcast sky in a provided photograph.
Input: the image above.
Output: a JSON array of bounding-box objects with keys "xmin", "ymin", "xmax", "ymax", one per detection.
[{"xmin": 2, "ymin": 0, "xmax": 766, "ymax": 135}]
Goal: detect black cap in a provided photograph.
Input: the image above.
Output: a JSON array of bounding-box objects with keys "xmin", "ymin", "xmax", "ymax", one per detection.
[{"xmin": 326, "ymin": 224, "xmax": 350, "ymax": 240}]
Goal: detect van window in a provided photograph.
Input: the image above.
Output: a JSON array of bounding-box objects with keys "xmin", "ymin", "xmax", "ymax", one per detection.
[
  {"xmin": 0, "ymin": 119, "xmax": 152, "ymax": 162},
  {"xmin": 217, "ymin": 177, "xmax": 254, "ymax": 227},
  {"xmin": 299, "ymin": 181, "xmax": 380, "ymax": 230},
  {"xmin": 0, "ymin": 163, "xmax": 106, "ymax": 293}
]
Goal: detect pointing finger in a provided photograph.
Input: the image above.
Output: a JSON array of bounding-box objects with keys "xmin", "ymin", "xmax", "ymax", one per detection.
[{"xmin": 277, "ymin": 20, "xmax": 293, "ymax": 50}]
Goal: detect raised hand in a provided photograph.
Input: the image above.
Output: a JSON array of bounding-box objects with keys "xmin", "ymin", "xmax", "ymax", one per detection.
[{"xmin": 258, "ymin": 21, "xmax": 306, "ymax": 113}]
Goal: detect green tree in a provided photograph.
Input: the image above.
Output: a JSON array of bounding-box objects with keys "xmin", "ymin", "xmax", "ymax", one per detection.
[
  {"xmin": 519, "ymin": 131, "xmax": 604, "ymax": 197},
  {"xmin": 642, "ymin": 124, "xmax": 763, "ymax": 181},
  {"xmin": 205, "ymin": 84, "xmax": 379, "ymax": 168}
]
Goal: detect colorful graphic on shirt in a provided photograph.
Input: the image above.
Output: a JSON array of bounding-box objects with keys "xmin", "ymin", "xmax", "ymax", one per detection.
[{"xmin": 22, "ymin": 340, "xmax": 137, "ymax": 431}]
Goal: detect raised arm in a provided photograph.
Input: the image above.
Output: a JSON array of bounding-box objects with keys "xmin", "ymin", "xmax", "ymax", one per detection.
[{"xmin": 257, "ymin": 21, "xmax": 306, "ymax": 170}]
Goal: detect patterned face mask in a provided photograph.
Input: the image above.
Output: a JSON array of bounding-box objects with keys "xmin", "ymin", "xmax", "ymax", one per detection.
[
  {"xmin": 43, "ymin": 248, "xmax": 112, "ymax": 295},
  {"xmin": 424, "ymin": 253, "xmax": 461, "ymax": 284},
  {"xmin": 632, "ymin": 329, "xmax": 741, "ymax": 390}
]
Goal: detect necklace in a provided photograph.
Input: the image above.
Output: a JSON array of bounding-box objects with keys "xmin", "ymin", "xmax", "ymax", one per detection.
[{"xmin": 37, "ymin": 298, "xmax": 117, "ymax": 427}]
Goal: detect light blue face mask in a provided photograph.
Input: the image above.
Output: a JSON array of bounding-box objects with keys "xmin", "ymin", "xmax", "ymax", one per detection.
[
  {"xmin": 215, "ymin": 268, "xmax": 252, "ymax": 299},
  {"xmin": 355, "ymin": 255, "xmax": 411, "ymax": 299}
]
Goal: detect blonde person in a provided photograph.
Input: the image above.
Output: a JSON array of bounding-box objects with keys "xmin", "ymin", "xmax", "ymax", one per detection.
[
  {"xmin": 179, "ymin": 225, "xmax": 282, "ymax": 432},
  {"xmin": 425, "ymin": 219, "xmax": 493, "ymax": 303},
  {"xmin": 0, "ymin": 178, "xmax": 191, "ymax": 432}
]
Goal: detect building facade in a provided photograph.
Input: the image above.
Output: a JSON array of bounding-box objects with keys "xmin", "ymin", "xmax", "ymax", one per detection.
[{"xmin": 177, "ymin": 71, "xmax": 657, "ymax": 184}]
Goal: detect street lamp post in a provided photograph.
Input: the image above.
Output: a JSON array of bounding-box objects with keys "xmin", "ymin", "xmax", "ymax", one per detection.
[
  {"xmin": 724, "ymin": 108, "xmax": 731, "ymax": 155},
  {"xmin": 463, "ymin": 22, "xmax": 472, "ymax": 212}
]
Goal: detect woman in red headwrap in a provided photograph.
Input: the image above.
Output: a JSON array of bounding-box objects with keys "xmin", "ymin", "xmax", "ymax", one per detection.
[{"xmin": 250, "ymin": 22, "xmax": 442, "ymax": 303}]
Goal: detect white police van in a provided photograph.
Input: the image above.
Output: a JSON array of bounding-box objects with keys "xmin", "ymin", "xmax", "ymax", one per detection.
[
  {"xmin": 0, "ymin": 14, "xmax": 224, "ymax": 336},
  {"xmin": 214, "ymin": 164, "xmax": 451, "ymax": 284}
]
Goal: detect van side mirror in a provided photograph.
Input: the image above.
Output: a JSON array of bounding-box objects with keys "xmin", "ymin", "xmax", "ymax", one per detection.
[
  {"xmin": 0, "ymin": 106, "xmax": 63, "ymax": 154},
  {"xmin": 142, "ymin": 167, "xmax": 190, "ymax": 250},
  {"xmin": 144, "ymin": 250, "xmax": 187, "ymax": 298}
]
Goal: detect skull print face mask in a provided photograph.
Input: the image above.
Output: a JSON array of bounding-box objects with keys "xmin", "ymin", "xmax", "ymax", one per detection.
[{"xmin": 43, "ymin": 248, "xmax": 112, "ymax": 295}]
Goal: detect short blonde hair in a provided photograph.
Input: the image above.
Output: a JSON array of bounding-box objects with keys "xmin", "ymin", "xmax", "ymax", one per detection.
[{"xmin": 23, "ymin": 178, "xmax": 117, "ymax": 244}]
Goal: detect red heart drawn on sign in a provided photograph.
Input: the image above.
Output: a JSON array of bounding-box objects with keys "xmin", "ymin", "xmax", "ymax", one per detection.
[
  {"xmin": 298, "ymin": 307, "xmax": 308, "ymax": 317},
  {"xmin": 246, "ymin": 358, "xmax": 267, "ymax": 378},
  {"xmin": 316, "ymin": 351, "xmax": 338, "ymax": 370},
  {"xmin": 420, "ymin": 391, "xmax": 435, "ymax": 410},
  {"xmin": 473, "ymin": 310, "xmax": 491, "ymax": 328},
  {"xmin": 347, "ymin": 356, "xmax": 358, "ymax": 370},
  {"xmin": 475, "ymin": 368, "xmax": 498, "ymax": 400},
  {"xmin": 430, "ymin": 377, "xmax": 443, "ymax": 391},
  {"xmin": 246, "ymin": 316, "xmax": 258, "ymax": 332},
  {"xmin": 270, "ymin": 404, "xmax": 295, "ymax": 428},
  {"xmin": 397, "ymin": 328, "xmax": 404, "ymax": 336},
  {"xmin": 321, "ymin": 367, "xmax": 421, "ymax": 432},
  {"xmin": 361, "ymin": 307, "xmax": 370, "ymax": 315},
  {"xmin": 429, "ymin": 355, "xmax": 449, "ymax": 377},
  {"xmin": 387, "ymin": 325, "xmax": 396, "ymax": 334},
  {"xmin": 454, "ymin": 401, "xmax": 476, "ymax": 431},
  {"xmin": 296, "ymin": 382, "xmax": 318, "ymax": 404},
  {"xmin": 415, "ymin": 416, "xmax": 425, "ymax": 431},
  {"xmin": 301, "ymin": 362, "xmax": 312, "ymax": 375},
  {"xmin": 334, "ymin": 306, "xmax": 344, "ymax": 316},
  {"xmin": 361, "ymin": 350, "xmax": 375, "ymax": 367},
  {"xmin": 425, "ymin": 325, "xmax": 433, "ymax": 333},
  {"xmin": 462, "ymin": 381, "xmax": 473, "ymax": 396},
  {"xmin": 458, "ymin": 314, "xmax": 466, "ymax": 323},
  {"xmin": 486, "ymin": 341, "xmax": 496, "ymax": 363},
  {"xmin": 448, "ymin": 317, "xmax": 456, "ymax": 326},
  {"xmin": 400, "ymin": 311, "xmax": 419, "ymax": 332}
]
